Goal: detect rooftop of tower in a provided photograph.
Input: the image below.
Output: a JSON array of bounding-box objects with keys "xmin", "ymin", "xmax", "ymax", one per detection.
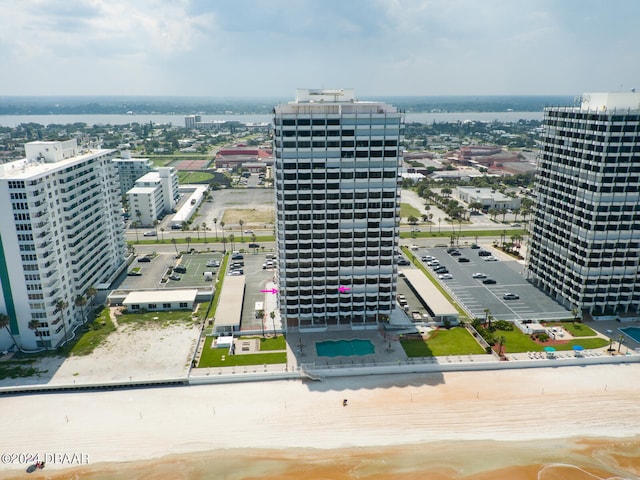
[{"xmin": 276, "ymin": 89, "xmax": 400, "ymax": 115}]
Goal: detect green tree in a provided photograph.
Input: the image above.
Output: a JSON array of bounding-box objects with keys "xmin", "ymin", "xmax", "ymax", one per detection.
[
  {"xmin": 186, "ymin": 236, "xmax": 192, "ymax": 252},
  {"xmin": 74, "ymin": 294, "xmax": 88, "ymax": 327},
  {"xmin": 55, "ymin": 299, "xmax": 70, "ymax": 346},
  {"xmin": 0, "ymin": 313, "xmax": 19, "ymax": 351},
  {"xmin": 28, "ymin": 319, "xmax": 40, "ymax": 346},
  {"xmin": 239, "ymin": 219, "xmax": 245, "ymax": 241},
  {"xmin": 171, "ymin": 238, "xmax": 179, "ymax": 255},
  {"xmin": 201, "ymin": 222, "xmax": 208, "ymax": 243},
  {"xmin": 270, "ymin": 310, "xmax": 277, "ymax": 336},
  {"xmin": 213, "ymin": 218, "xmax": 218, "ymax": 239}
]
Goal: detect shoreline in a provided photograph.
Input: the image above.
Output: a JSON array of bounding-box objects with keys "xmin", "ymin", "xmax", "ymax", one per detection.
[{"xmin": 1, "ymin": 364, "xmax": 640, "ymax": 477}]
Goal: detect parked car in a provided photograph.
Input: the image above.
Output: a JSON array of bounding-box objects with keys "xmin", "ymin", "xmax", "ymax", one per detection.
[
  {"xmin": 173, "ymin": 266, "xmax": 187, "ymax": 274},
  {"xmin": 472, "ymin": 272, "xmax": 486, "ymax": 279},
  {"xmin": 482, "ymin": 279, "xmax": 497, "ymax": 285},
  {"xmin": 458, "ymin": 257, "xmax": 470, "ymax": 263},
  {"xmin": 228, "ymin": 270, "xmax": 242, "ymax": 276},
  {"xmin": 231, "ymin": 253, "xmax": 244, "ymax": 260},
  {"xmin": 484, "ymin": 256, "xmax": 499, "ymax": 262},
  {"xmin": 397, "ymin": 258, "xmax": 410, "ymax": 266},
  {"xmin": 503, "ymin": 293, "xmax": 519, "ymax": 300},
  {"xmin": 248, "ymin": 243, "xmax": 260, "ymax": 248},
  {"xmin": 478, "ymin": 250, "xmax": 492, "ymax": 257},
  {"xmin": 421, "ymin": 255, "xmax": 433, "ymax": 261},
  {"xmin": 244, "ymin": 230, "xmax": 253, "ymax": 234},
  {"xmin": 143, "ymin": 231, "xmax": 157, "ymax": 237},
  {"xmin": 470, "ymin": 244, "xmax": 480, "ymax": 249},
  {"xmin": 137, "ymin": 256, "xmax": 151, "ymax": 263},
  {"xmin": 438, "ymin": 274, "xmax": 453, "ymax": 280},
  {"xmin": 450, "ymin": 250, "xmax": 461, "ymax": 256},
  {"xmin": 446, "ymin": 248, "xmax": 458, "ymax": 253},
  {"xmin": 169, "ymin": 273, "xmax": 181, "ymax": 281},
  {"xmin": 434, "ymin": 267, "xmax": 448, "ymax": 274},
  {"xmin": 206, "ymin": 260, "xmax": 220, "ymax": 267}
]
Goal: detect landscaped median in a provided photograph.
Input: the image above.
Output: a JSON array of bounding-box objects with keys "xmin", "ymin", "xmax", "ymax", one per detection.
[{"xmin": 198, "ymin": 335, "xmax": 287, "ymax": 368}]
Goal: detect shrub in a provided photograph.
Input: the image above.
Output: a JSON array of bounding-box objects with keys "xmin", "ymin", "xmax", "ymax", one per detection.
[{"xmin": 493, "ymin": 320, "xmax": 514, "ymax": 331}]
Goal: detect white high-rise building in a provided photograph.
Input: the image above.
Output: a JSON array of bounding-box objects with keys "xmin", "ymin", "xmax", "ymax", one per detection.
[
  {"xmin": 126, "ymin": 167, "xmax": 179, "ymax": 227},
  {"xmin": 273, "ymin": 89, "xmax": 404, "ymax": 331},
  {"xmin": 527, "ymin": 92, "xmax": 640, "ymax": 317},
  {"xmin": 0, "ymin": 140, "xmax": 127, "ymax": 350}
]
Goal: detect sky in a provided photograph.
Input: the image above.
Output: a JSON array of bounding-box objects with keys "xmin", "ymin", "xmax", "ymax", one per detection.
[{"xmin": 1, "ymin": 0, "xmax": 639, "ymax": 97}]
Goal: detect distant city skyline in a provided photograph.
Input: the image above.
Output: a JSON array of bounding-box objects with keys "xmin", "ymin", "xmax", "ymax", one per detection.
[{"xmin": 2, "ymin": 0, "xmax": 639, "ymax": 97}]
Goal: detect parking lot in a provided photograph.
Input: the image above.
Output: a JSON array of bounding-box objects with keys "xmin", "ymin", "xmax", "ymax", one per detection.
[
  {"xmin": 120, "ymin": 251, "xmax": 226, "ymax": 289},
  {"xmin": 409, "ymin": 245, "xmax": 570, "ymax": 322}
]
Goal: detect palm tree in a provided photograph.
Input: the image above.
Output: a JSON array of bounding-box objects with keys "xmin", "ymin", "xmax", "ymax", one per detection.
[
  {"xmin": 0, "ymin": 313, "xmax": 19, "ymax": 351},
  {"xmin": 194, "ymin": 225, "xmax": 200, "ymax": 240},
  {"xmin": 171, "ymin": 238, "xmax": 179, "ymax": 255},
  {"xmin": 132, "ymin": 221, "xmax": 140, "ymax": 242},
  {"xmin": 186, "ymin": 236, "xmax": 192, "ymax": 252},
  {"xmin": 85, "ymin": 286, "xmax": 97, "ymax": 321},
  {"xmin": 270, "ymin": 311, "xmax": 277, "ymax": 336},
  {"xmin": 220, "ymin": 221, "xmax": 225, "ymax": 242},
  {"xmin": 221, "ymin": 235, "xmax": 227, "ymax": 253},
  {"xmin": 438, "ymin": 217, "xmax": 442, "ymax": 233},
  {"xmin": 75, "ymin": 294, "xmax": 88, "ymax": 327},
  {"xmin": 497, "ymin": 335, "xmax": 506, "ymax": 356},
  {"xmin": 202, "ymin": 222, "xmax": 208, "ymax": 243},
  {"xmin": 229, "ymin": 233, "xmax": 235, "ymax": 251},
  {"xmin": 239, "ymin": 219, "xmax": 245, "ymax": 241},
  {"xmin": 213, "ymin": 218, "xmax": 218, "ymax": 239},
  {"xmin": 428, "ymin": 213, "xmax": 433, "ymax": 233},
  {"xmin": 160, "ymin": 227, "xmax": 165, "ymax": 242},
  {"xmin": 28, "ymin": 319, "xmax": 40, "ymax": 346},
  {"xmin": 571, "ymin": 307, "xmax": 580, "ymax": 325},
  {"xmin": 251, "ymin": 233, "xmax": 257, "ymax": 245},
  {"xmin": 55, "ymin": 299, "xmax": 70, "ymax": 346}
]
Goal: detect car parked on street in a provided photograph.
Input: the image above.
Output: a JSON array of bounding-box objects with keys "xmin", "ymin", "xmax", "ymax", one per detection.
[
  {"xmin": 482, "ymin": 279, "xmax": 497, "ymax": 285},
  {"xmin": 438, "ymin": 273, "xmax": 453, "ymax": 280}
]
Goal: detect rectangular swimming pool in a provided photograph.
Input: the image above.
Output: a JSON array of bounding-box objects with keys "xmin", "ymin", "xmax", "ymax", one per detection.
[
  {"xmin": 315, "ymin": 339, "xmax": 375, "ymax": 357},
  {"xmin": 619, "ymin": 326, "xmax": 640, "ymax": 343}
]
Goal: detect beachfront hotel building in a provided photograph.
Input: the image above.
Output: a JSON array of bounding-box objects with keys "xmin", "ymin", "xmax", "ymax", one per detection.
[
  {"xmin": 527, "ymin": 92, "xmax": 640, "ymax": 318},
  {"xmin": 0, "ymin": 140, "xmax": 127, "ymax": 350},
  {"xmin": 273, "ymin": 89, "xmax": 404, "ymax": 331}
]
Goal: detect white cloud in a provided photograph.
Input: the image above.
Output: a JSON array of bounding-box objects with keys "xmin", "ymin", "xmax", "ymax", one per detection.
[{"xmin": 0, "ymin": 0, "xmax": 639, "ymax": 96}]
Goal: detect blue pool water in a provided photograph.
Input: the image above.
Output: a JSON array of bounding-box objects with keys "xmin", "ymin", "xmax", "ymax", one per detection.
[
  {"xmin": 619, "ymin": 326, "xmax": 640, "ymax": 343},
  {"xmin": 315, "ymin": 339, "xmax": 375, "ymax": 357}
]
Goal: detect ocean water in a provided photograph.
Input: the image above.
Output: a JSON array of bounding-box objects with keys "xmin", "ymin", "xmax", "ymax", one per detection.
[{"xmin": 3, "ymin": 438, "xmax": 638, "ymax": 480}]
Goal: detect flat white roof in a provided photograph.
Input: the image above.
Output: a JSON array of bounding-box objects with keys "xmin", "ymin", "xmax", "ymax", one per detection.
[
  {"xmin": 123, "ymin": 289, "xmax": 198, "ymax": 304},
  {"xmin": 401, "ymin": 270, "xmax": 458, "ymax": 316},
  {"xmin": 215, "ymin": 275, "xmax": 246, "ymax": 328}
]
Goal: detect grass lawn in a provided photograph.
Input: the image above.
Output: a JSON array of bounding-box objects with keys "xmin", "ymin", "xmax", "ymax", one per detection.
[
  {"xmin": 0, "ymin": 359, "xmax": 42, "ymax": 380},
  {"xmin": 544, "ymin": 321, "xmax": 597, "ymax": 337},
  {"xmin": 67, "ymin": 308, "xmax": 117, "ymax": 356},
  {"xmin": 401, "ymin": 327, "xmax": 485, "ymax": 357},
  {"xmin": 178, "ymin": 171, "xmax": 215, "ymax": 184},
  {"xmin": 255, "ymin": 335, "xmax": 286, "ymax": 351},
  {"xmin": 222, "ymin": 208, "xmax": 275, "ymax": 225},
  {"xmin": 198, "ymin": 335, "xmax": 287, "ymax": 367},
  {"xmin": 117, "ymin": 309, "xmax": 196, "ymax": 328},
  {"xmin": 496, "ymin": 328, "xmax": 609, "ymax": 353},
  {"xmin": 400, "ymin": 203, "xmax": 421, "ymax": 219}
]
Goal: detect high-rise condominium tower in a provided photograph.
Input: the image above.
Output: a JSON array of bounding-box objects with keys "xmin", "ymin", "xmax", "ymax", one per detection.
[
  {"xmin": 0, "ymin": 140, "xmax": 126, "ymax": 349},
  {"xmin": 527, "ymin": 92, "xmax": 640, "ymax": 317},
  {"xmin": 273, "ymin": 89, "xmax": 404, "ymax": 331}
]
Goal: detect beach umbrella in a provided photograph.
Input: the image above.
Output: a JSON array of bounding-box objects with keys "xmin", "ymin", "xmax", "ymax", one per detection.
[
  {"xmin": 543, "ymin": 346, "xmax": 556, "ymax": 352},
  {"xmin": 572, "ymin": 345, "xmax": 584, "ymax": 351}
]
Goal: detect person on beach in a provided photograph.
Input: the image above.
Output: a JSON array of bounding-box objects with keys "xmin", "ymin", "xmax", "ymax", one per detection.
[{"xmin": 343, "ymin": 399, "xmax": 348, "ymax": 407}]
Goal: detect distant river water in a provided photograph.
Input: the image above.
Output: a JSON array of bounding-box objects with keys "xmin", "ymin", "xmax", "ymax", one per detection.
[{"xmin": 0, "ymin": 111, "xmax": 543, "ymax": 127}]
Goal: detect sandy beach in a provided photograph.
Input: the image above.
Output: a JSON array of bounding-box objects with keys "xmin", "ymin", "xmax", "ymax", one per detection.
[{"xmin": 1, "ymin": 364, "xmax": 640, "ymax": 478}]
